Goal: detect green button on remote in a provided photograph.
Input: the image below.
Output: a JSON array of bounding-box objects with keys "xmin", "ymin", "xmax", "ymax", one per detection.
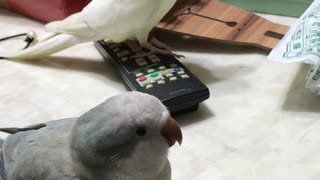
[{"xmin": 151, "ymin": 73, "xmax": 158, "ymax": 77}]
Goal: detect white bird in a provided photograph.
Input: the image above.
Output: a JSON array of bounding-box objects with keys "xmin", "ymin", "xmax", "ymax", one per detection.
[
  {"xmin": 0, "ymin": 92, "xmax": 182, "ymax": 180},
  {"xmin": 0, "ymin": 0, "xmax": 177, "ymax": 59}
]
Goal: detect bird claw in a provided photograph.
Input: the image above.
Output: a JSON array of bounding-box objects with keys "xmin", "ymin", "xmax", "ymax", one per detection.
[
  {"xmin": 130, "ymin": 48, "xmax": 185, "ymax": 59},
  {"xmin": 173, "ymin": 53, "xmax": 186, "ymax": 59},
  {"xmin": 130, "ymin": 38, "xmax": 185, "ymax": 59}
]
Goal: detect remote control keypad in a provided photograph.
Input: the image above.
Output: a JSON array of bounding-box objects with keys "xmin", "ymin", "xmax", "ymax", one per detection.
[
  {"xmin": 95, "ymin": 39, "xmax": 210, "ymax": 114},
  {"xmin": 104, "ymin": 39, "xmax": 191, "ymax": 89}
]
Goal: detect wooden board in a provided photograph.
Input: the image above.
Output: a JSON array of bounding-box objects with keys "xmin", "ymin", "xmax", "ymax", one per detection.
[{"xmin": 156, "ymin": 0, "xmax": 290, "ymax": 51}]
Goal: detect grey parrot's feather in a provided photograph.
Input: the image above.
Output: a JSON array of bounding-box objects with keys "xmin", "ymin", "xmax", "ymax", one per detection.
[
  {"xmin": 3, "ymin": 118, "xmax": 77, "ymax": 179},
  {"xmin": 0, "ymin": 139, "xmax": 5, "ymax": 180},
  {"xmin": 0, "ymin": 123, "xmax": 46, "ymax": 134},
  {"xmin": 2, "ymin": 92, "xmax": 178, "ymax": 180}
]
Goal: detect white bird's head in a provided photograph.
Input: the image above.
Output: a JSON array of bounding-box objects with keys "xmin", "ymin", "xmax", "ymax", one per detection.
[{"xmin": 70, "ymin": 92, "xmax": 182, "ymax": 173}]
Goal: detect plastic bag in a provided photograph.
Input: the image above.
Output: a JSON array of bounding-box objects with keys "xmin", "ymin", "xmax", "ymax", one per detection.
[{"xmin": 268, "ymin": 0, "xmax": 320, "ymax": 95}]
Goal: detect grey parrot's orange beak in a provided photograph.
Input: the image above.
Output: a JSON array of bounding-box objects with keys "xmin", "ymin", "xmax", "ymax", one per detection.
[{"xmin": 161, "ymin": 117, "xmax": 183, "ymax": 147}]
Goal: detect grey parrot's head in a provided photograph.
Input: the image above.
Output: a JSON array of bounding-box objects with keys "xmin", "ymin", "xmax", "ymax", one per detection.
[{"xmin": 71, "ymin": 91, "xmax": 182, "ymax": 168}]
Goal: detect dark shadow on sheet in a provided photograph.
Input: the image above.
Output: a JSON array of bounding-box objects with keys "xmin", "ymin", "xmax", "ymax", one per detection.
[
  {"xmin": 11, "ymin": 56, "xmax": 123, "ymax": 83},
  {"xmin": 9, "ymin": 53, "xmax": 224, "ymax": 87},
  {"xmin": 282, "ymin": 64, "xmax": 320, "ymax": 113},
  {"xmin": 174, "ymin": 103, "xmax": 215, "ymax": 127}
]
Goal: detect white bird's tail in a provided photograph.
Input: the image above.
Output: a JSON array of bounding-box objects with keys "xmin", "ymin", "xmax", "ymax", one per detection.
[{"xmin": 0, "ymin": 33, "xmax": 81, "ymax": 60}]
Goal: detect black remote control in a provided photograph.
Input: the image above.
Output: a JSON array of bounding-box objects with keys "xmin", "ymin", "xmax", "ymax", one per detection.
[{"xmin": 94, "ymin": 39, "xmax": 210, "ymax": 115}]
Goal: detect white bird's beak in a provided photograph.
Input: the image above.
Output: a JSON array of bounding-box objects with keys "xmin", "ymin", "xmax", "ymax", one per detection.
[{"xmin": 161, "ymin": 117, "xmax": 183, "ymax": 147}]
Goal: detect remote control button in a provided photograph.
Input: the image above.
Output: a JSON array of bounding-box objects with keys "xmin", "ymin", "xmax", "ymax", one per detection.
[
  {"xmin": 127, "ymin": 42, "xmax": 142, "ymax": 52},
  {"xmin": 165, "ymin": 73, "xmax": 173, "ymax": 77},
  {"xmin": 157, "ymin": 80, "xmax": 165, "ymax": 84},
  {"xmin": 181, "ymin": 74, "xmax": 190, "ymax": 79},
  {"xmin": 149, "ymin": 55, "xmax": 161, "ymax": 63},
  {"xmin": 162, "ymin": 70, "xmax": 170, "ymax": 75},
  {"xmin": 109, "ymin": 43, "xmax": 121, "ymax": 49},
  {"xmin": 117, "ymin": 50, "xmax": 130, "ymax": 57},
  {"xmin": 169, "ymin": 77, "xmax": 177, "ymax": 81},
  {"xmin": 136, "ymin": 72, "xmax": 143, "ymax": 77},
  {"xmin": 151, "ymin": 72, "xmax": 158, "ymax": 77},
  {"xmin": 159, "ymin": 66, "xmax": 166, "ymax": 70},
  {"xmin": 113, "ymin": 48, "xmax": 120, "ymax": 52},
  {"xmin": 174, "ymin": 68, "xmax": 182, "ymax": 72},
  {"xmin": 177, "ymin": 71, "xmax": 185, "ymax": 75},
  {"xmin": 146, "ymin": 84, "xmax": 153, "ymax": 89},
  {"xmin": 121, "ymin": 57, "xmax": 128, "ymax": 62},
  {"xmin": 170, "ymin": 64, "xmax": 178, "ymax": 68},
  {"xmin": 126, "ymin": 41, "xmax": 137, "ymax": 46},
  {"xmin": 139, "ymin": 76, "xmax": 147, "ymax": 82},
  {"xmin": 147, "ymin": 69, "xmax": 155, "ymax": 73},
  {"xmin": 135, "ymin": 58, "xmax": 148, "ymax": 67},
  {"xmin": 154, "ymin": 76, "xmax": 161, "ymax": 81},
  {"xmin": 141, "ymin": 81, "xmax": 148, "ymax": 86}
]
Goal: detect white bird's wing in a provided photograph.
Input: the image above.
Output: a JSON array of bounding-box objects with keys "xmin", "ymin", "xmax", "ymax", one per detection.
[
  {"xmin": 135, "ymin": 0, "xmax": 176, "ymax": 42},
  {"xmin": 153, "ymin": 0, "xmax": 177, "ymax": 25},
  {"xmin": 2, "ymin": 0, "xmax": 177, "ymax": 59},
  {"xmin": 80, "ymin": 0, "xmax": 163, "ymax": 42},
  {"xmin": 45, "ymin": 0, "xmax": 171, "ymax": 42}
]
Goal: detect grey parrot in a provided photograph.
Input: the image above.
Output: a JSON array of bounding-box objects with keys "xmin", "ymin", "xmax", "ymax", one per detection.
[
  {"xmin": 0, "ymin": 0, "xmax": 178, "ymax": 59},
  {"xmin": 0, "ymin": 92, "xmax": 182, "ymax": 180}
]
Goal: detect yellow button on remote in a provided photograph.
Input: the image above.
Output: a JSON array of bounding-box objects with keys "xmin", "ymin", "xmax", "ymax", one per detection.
[
  {"xmin": 177, "ymin": 71, "xmax": 185, "ymax": 75},
  {"xmin": 157, "ymin": 80, "xmax": 165, "ymax": 84},
  {"xmin": 135, "ymin": 73, "xmax": 143, "ymax": 77},
  {"xmin": 146, "ymin": 84, "xmax": 153, "ymax": 89},
  {"xmin": 165, "ymin": 73, "xmax": 173, "ymax": 77},
  {"xmin": 170, "ymin": 64, "xmax": 178, "ymax": 68},
  {"xmin": 121, "ymin": 57, "xmax": 128, "ymax": 62},
  {"xmin": 169, "ymin": 77, "xmax": 177, "ymax": 81},
  {"xmin": 181, "ymin": 74, "xmax": 190, "ymax": 79},
  {"xmin": 162, "ymin": 70, "xmax": 170, "ymax": 75},
  {"xmin": 154, "ymin": 76, "xmax": 161, "ymax": 81}
]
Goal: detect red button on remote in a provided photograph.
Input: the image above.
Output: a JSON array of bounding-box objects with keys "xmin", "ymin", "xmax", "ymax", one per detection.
[{"xmin": 139, "ymin": 77, "xmax": 147, "ymax": 82}]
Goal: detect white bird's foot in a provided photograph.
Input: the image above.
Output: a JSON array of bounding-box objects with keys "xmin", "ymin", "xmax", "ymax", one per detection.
[
  {"xmin": 131, "ymin": 38, "xmax": 185, "ymax": 59},
  {"xmin": 149, "ymin": 38, "xmax": 174, "ymax": 52}
]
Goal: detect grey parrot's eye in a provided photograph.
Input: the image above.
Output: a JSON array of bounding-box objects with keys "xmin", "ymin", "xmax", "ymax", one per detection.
[{"xmin": 136, "ymin": 127, "xmax": 147, "ymax": 136}]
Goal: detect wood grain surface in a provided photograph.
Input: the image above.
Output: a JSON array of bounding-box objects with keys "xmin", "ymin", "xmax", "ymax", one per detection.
[{"xmin": 156, "ymin": 0, "xmax": 290, "ymax": 51}]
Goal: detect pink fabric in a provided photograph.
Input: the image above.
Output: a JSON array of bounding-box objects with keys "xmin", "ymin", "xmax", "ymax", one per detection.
[{"xmin": 6, "ymin": 0, "xmax": 91, "ymax": 22}]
